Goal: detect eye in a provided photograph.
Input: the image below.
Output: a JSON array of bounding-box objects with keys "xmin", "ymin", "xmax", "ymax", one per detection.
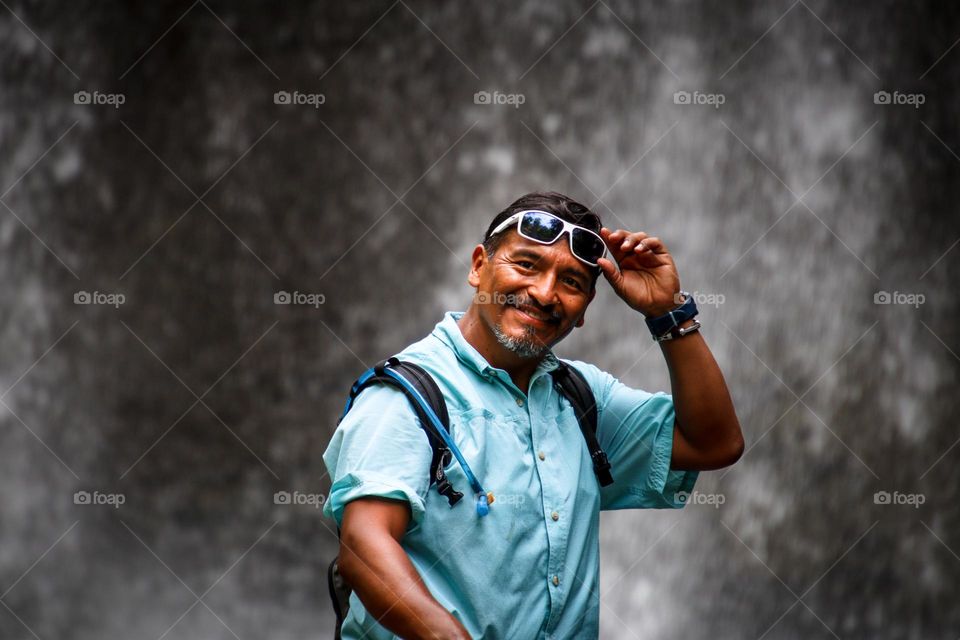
[
  {"xmin": 563, "ymin": 276, "xmax": 584, "ymax": 290},
  {"xmin": 516, "ymin": 260, "xmax": 535, "ymax": 269}
]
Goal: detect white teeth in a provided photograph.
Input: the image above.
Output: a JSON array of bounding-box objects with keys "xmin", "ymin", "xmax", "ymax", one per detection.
[{"xmin": 516, "ymin": 305, "xmax": 547, "ymax": 321}]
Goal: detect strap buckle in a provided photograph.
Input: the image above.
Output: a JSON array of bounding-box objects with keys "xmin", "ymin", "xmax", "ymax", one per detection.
[{"xmin": 591, "ymin": 449, "xmax": 611, "ymax": 475}]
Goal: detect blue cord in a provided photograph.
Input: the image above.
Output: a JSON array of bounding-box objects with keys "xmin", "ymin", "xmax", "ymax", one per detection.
[{"xmin": 343, "ymin": 367, "xmax": 490, "ymax": 516}]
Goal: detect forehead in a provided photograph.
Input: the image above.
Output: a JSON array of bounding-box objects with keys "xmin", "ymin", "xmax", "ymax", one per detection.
[{"xmin": 496, "ymin": 230, "xmax": 592, "ymax": 278}]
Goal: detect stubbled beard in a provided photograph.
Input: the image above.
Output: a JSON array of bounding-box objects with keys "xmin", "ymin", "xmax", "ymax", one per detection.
[{"xmin": 492, "ymin": 318, "xmax": 548, "ymax": 359}]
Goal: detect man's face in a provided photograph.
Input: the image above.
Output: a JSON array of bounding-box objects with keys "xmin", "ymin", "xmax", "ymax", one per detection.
[{"xmin": 468, "ymin": 229, "xmax": 596, "ymax": 358}]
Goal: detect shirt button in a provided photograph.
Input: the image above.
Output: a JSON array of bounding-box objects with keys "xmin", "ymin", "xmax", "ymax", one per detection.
[
  {"xmin": 551, "ymin": 511, "xmax": 559, "ymax": 521},
  {"xmin": 538, "ymin": 451, "xmax": 546, "ymax": 461},
  {"xmin": 515, "ymin": 397, "xmax": 524, "ymax": 407},
  {"xmin": 552, "ymin": 575, "xmax": 560, "ymax": 587}
]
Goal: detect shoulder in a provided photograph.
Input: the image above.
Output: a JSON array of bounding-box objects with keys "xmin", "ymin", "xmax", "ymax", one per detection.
[
  {"xmin": 557, "ymin": 358, "xmax": 657, "ymax": 410},
  {"xmin": 394, "ymin": 332, "xmax": 468, "ymax": 386},
  {"xmin": 557, "ymin": 358, "xmax": 617, "ymax": 399}
]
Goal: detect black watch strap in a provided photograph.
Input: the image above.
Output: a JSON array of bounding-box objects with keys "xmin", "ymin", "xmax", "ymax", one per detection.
[{"xmin": 645, "ymin": 291, "xmax": 698, "ymax": 338}]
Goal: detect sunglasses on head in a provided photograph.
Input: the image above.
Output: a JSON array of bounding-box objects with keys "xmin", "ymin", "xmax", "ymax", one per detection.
[{"xmin": 489, "ymin": 210, "xmax": 607, "ymax": 267}]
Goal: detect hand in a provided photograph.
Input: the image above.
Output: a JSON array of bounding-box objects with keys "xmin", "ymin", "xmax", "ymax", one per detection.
[{"xmin": 597, "ymin": 227, "xmax": 681, "ymax": 317}]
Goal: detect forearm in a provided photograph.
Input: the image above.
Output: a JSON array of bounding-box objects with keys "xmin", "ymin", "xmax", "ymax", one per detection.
[
  {"xmin": 339, "ymin": 530, "xmax": 470, "ymax": 640},
  {"xmin": 658, "ymin": 318, "xmax": 743, "ymax": 464}
]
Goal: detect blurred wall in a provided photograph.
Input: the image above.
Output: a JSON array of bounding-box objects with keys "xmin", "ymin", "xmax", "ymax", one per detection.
[{"xmin": 1, "ymin": 1, "xmax": 958, "ymax": 638}]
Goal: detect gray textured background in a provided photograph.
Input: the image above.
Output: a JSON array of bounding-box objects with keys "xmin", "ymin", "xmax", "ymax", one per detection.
[{"xmin": 1, "ymin": 1, "xmax": 958, "ymax": 638}]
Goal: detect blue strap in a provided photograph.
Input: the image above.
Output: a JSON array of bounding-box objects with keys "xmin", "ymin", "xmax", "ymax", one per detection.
[
  {"xmin": 379, "ymin": 369, "xmax": 485, "ymax": 497},
  {"xmin": 339, "ymin": 365, "xmax": 490, "ymax": 516}
]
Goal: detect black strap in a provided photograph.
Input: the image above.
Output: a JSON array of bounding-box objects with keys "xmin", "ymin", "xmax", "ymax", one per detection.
[
  {"xmin": 327, "ymin": 556, "xmax": 349, "ymax": 639},
  {"xmin": 346, "ymin": 358, "xmax": 464, "ymax": 507},
  {"xmin": 330, "ymin": 358, "xmax": 465, "ymax": 638},
  {"xmin": 331, "ymin": 357, "xmax": 612, "ymax": 637},
  {"xmin": 550, "ymin": 362, "xmax": 614, "ymax": 487},
  {"xmin": 345, "ymin": 358, "xmax": 614, "ymax": 495}
]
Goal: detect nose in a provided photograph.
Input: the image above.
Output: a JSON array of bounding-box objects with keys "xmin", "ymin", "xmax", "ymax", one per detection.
[{"xmin": 527, "ymin": 271, "xmax": 559, "ymax": 309}]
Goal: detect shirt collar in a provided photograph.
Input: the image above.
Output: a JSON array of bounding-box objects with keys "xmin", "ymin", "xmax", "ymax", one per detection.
[{"xmin": 432, "ymin": 311, "xmax": 561, "ymax": 379}]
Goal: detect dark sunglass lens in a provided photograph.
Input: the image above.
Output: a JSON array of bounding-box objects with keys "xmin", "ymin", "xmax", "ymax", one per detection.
[
  {"xmin": 571, "ymin": 229, "xmax": 605, "ymax": 264},
  {"xmin": 519, "ymin": 211, "xmax": 564, "ymax": 242}
]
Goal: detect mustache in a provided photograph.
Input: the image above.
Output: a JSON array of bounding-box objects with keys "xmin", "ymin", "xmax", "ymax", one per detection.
[{"xmin": 508, "ymin": 295, "xmax": 563, "ymax": 324}]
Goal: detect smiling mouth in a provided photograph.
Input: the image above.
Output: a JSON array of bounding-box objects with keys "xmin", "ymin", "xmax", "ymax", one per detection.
[{"xmin": 509, "ymin": 303, "xmax": 559, "ymax": 327}]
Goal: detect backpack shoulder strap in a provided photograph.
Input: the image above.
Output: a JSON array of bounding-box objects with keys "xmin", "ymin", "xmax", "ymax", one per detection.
[
  {"xmin": 329, "ymin": 358, "xmax": 467, "ymax": 638},
  {"xmin": 550, "ymin": 361, "xmax": 614, "ymax": 487},
  {"xmin": 340, "ymin": 357, "xmax": 464, "ymax": 507},
  {"xmin": 327, "ymin": 556, "xmax": 349, "ymax": 639}
]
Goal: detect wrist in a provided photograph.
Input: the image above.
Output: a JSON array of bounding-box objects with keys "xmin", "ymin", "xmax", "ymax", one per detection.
[
  {"xmin": 642, "ymin": 303, "xmax": 679, "ymax": 318},
  {"xmin": 654, "ymin": 317, "xmax": 702, "ymax": 342},
  {"xmin": 644, "ymin": 290, "xmax": 699, "ymax": 340},
  {"xmin": 421, "ymin": 613, "xmax": 470, "ymax": 640},
  {"xmin": 641, "ymin": 292, "xmax": 686, "ymax": 319},
  {"xmin": 427, "ymin": 622, "xmax": 470, "ymax": 640}
]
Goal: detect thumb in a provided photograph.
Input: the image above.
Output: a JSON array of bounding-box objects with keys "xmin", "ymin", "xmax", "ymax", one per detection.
[{"xmin": 597, "ymin": 257, "xmax": 623, "ymax": 291}]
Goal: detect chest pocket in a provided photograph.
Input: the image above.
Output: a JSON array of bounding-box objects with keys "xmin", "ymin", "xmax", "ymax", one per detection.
[{"xmin": 442, "ymin": 406, "xmax": 527, "ymax": 487}]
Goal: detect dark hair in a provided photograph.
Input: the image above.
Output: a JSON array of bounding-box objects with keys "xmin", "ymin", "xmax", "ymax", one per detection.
[{"xmin": 482, "ymin": 191, "xmax": 604, "ymax": 285}]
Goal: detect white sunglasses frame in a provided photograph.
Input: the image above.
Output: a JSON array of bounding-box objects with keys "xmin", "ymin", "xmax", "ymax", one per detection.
[{"xmin": 489, "ymin": 209, "xmax": 607, "ymax": 267}]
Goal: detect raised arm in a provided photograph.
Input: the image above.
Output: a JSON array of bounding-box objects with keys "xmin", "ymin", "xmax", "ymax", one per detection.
[
  {"xmin": 598, "ymin": 227, "xmax": 744, "ymax": 471},
  {"xmin": 338, "ymin": 497, "xmax": 471, "ymax": 640},
  {"xmin": 658, "ymin": 315, "xmax": 743, "ymax": 470}
]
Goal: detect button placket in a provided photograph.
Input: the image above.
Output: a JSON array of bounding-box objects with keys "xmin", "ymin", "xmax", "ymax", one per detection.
[{"xmin": 528, "ymin": 377, "xmax": 570, "ymax": 631}]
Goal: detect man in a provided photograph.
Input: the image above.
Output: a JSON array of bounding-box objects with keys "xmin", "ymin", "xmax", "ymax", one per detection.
[{"xmin": 323, "ymin": 191, "xmax": 744, "ymax": 639}]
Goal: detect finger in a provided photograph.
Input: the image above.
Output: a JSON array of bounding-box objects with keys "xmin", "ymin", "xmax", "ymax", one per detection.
[
  {"xmin": 596, "ymin": 257, "xmax": 622, "ymax": 289},
  {"xmin": 633, "ymin": 236, "xmax": 664, "ymax": 253},
  {"xmin": 597, "ymin": 256, "xmax": 614, "ymax": 275},
  {"xmin": 601, "ymin": 229, "xmax": 632, "ymax": 261},
  {"xmin": 618, "ymin": 232, "xmax": 650, "ymax": 253},
  {"xmin": 601, "ymin": 228, "xmax": 629, "ymax": 246}
]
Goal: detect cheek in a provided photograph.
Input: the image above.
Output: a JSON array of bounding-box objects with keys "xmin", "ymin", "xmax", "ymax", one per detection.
[
  {"xmin": 562, "ymin": 293, "xmax": 591, "ymax": 317},
  {"xmin": 489, "ymin": 268, "xmax": 528, "ymax": 293}
]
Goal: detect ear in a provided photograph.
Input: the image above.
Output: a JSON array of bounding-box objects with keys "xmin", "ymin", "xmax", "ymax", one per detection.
[
  {"xmin": 467, "ymin": 244, "xmax": 487, "ymax": 288},
  {"xmin": 574, "ymin": 289, "xmax": 596, "ymax": 328}
]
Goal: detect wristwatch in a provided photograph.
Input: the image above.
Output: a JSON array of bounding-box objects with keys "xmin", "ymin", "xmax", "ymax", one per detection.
[
  {"xmin": 655, "ymin": 319, "xmax": 701, "ymax": 342},
  {"xmin": 645, "ymin": 291, "xmax": 700, "ymax": 341}
]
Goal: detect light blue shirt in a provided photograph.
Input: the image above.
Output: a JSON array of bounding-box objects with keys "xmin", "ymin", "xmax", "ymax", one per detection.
[{"xmin": 323, "ymin": 311, "xmax": 698, "ymax": 639}]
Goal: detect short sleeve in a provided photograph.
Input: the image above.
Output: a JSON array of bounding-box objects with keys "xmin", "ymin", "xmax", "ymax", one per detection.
[
  {"xmin": 563, "ymin": 360, "xmax": 698, "ymax": 510},
  {"xmin": 322, "ymin": 383, "xmax": 434, "ymax": 528}
]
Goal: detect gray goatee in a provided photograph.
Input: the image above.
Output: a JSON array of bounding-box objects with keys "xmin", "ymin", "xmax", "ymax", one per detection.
[{"xmin": 492, "ymin": 319, "xmax": 548, "ymax": 359}]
